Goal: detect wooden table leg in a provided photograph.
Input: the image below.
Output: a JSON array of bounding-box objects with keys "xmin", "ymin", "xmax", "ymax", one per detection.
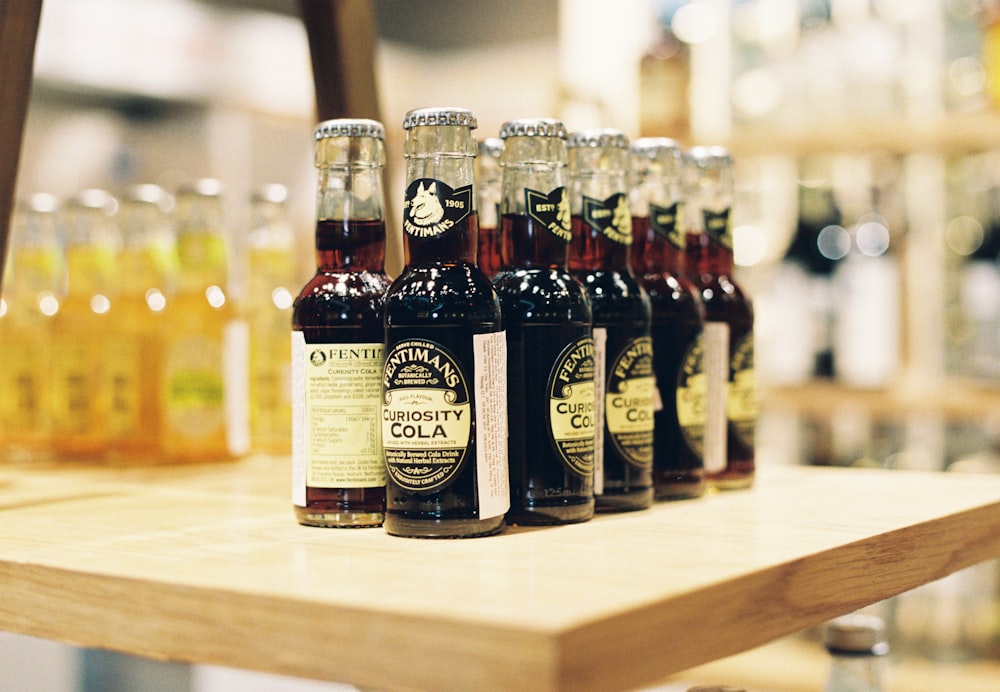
[{"xmin": 0, "ymin": 0, "xmax": 43, "ymax": 287}]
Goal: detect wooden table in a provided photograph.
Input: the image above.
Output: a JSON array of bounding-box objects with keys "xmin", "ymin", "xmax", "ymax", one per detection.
[{"xmin": 2, "ymin": 458, "xmax": 999, "ymax": 691}]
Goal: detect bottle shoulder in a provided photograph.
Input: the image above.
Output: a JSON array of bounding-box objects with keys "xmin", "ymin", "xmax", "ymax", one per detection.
[
  {"xmin": 293, "ymin": 270, "xmax": 389, "ymax": 327},
  {"xmin": 384, "ymin": 263, "xmax": 501, "ymax": 325},
  {"xmin": 573, "ymin": 269, "xmax": 650, "ymax": 319},
  {"xmin": 493, "ymin": 268, "xmax": 592, "ymax": 324}
]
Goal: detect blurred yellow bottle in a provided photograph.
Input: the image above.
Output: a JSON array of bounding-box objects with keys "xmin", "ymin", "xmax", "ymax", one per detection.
[
  {"xmin": 246, "ymin": 184, "xmax": 296, "ymax": 455},
  {"xmin": 49, "ymin": 190, "xmax": 118, "ymax": 459},
  {"xmin": 109, "ymin": 184, "xmax": 178, "ymax": 461},
  {"xmin": 161, "ymin": 179, "xmax": 249, "ymax": 462},
  {"xmin": 0, "ymin": 194, "xmax": 62, "ymax": 458}
]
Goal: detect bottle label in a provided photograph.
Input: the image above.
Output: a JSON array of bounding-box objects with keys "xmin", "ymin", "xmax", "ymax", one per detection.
[
  {"xmin": 650, "ymin": 201, "xmax": 683, "ymax": 250},
  {"xmin": 704, "ymin": 208, "xmax": 733, "ymax": 250},
  {"xmin": 472, "ymin": 330, "xmax": 510, "ymax": 519},
  {"xmin": 604, "ymin": 336, "xmax": 655, "ymax": 468},
  {"xmin": 675, "ymin": 333, "xmax": 707, "ymax": 456},
  {"xmin": 583, "ymin": 193, "xmax": 633, "ymax": 246},
  {"xmin": 403, "ymin": 178, "xmax": 473, "ymax": 239},
  {"xmin": 291, "ymin": 334, "xmax": 385, "ymax": 505},
  {"xmin": 382, "ymin": 339, "xmax": 474, "ymax": 493},
  {"xmin": 164, "ymin": 334, "xmax": 226, "ymax": 441},
  {"xmin": 728, "ymin": 332, "xmax": 756, "ymax": 450},
  {"xmin": 526, "ymin": 187, "xmax": 571, "ymax": 242},
  {"xmin": 547, "ymin": 336, "xmax": 596, "ymax": 477},
  {"xmin": 702, "ymin": 321, "xmax": 729, "ymax": 474},
  {"xmin": 592, "ymin": 327, "xmax": 607, "ymax": 494},
  {"xmin": 107, "ymin": 337, "xmax": 142, "ymax": 438}
]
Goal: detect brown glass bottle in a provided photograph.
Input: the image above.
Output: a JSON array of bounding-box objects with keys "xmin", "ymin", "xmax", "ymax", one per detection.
[
  {"xmin": 630, "ymin": 138, "xmax": 706, "ymax": 500},
  {"xmin": 382, "ymin": 107, "xmax": 508, "ymax": 538},
  {"xmin": 476, "ymin": 137, "xmax": 503, "ymax": 279},
  {"xmin": 682, "ymin": 146, "xmax": 754, "ymax": 489},
  {"xmin": 568, "ymin": 129, "xmax": 654, "ymax": 512},
  {"xmin": 292, "ymin": 119, "xmax": 390, "ymax": 527},
  {"xmin": 493, "ymin": 118, "xmax": 595, "ymax": 525}
]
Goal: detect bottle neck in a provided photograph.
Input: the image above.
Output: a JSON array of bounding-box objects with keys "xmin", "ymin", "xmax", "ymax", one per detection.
[
  {"xmin": 631, "ymin": 198, "xmax": 684, "ymax": 276},
  {"xmin": 315, "ymin": 163, "xmax": 386, "ymax": 273},
  {"xmin": 568, "ymin": 151, "xmax": 633, "ymax": 273},
  {"xmin": 684, "ymin": 231, "xmax": 734, "ymax": 280},
  {"xmin": 402, "ymin": 125, "xmax": 479, "ymax": 266},
  {"xmin": 499, "ymin": 144, "xmax": 570, "ymax": 269}
]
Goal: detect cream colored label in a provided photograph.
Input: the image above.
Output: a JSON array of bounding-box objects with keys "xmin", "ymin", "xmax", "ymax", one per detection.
[
  {"xmin": 676, "ymin": 334, "xmax": 707, "ymax": 456},
  {"xmin": 604, "ymin": 336, "xmax": 655, "ymax": 468},
  {"xmin": 382, "ymin": 339, "xmax": 473, "ymax": 493},
  {"xmin": 728, "ymin": 332, "xmax": 756, "ymax": 450},
  {"xmin": 473, "ymin": 331, "xmax": 510, "ymax": 520},
  {"xmin": 292, "ymin": 335, "xmax": 385, "ymax": 501},
  {"xmin": 548, "ymin": 336, "xmax": 596, "ymax": 477},
  {"xmin": 592, "ymin": 327, "xmax": 607, "ymax": 494},
  {"xmin": 164, "ymin": 334, "xmax": 226, "ymax": 440},
  {"xmin": 702, "ymin": 321, "xmax": 729, "ymax": 474}
]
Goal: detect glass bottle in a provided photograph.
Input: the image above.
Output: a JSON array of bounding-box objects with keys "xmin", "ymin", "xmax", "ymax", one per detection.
[
  {"xmin": 0, "ymin": 194, "xmax": 61, "ymax": 458},
  {"xmin": 292, "ymin": 118, "xmax": 390, "ymax": 528},
  {"xmin": 476, "ymin": 137, "xmax": 504, "ymax": 279},
  {"xmin": 823, "ymin": 614, "xmax": 889, "ymax": 692},
  {"xmin": 568, "ymin": 128, "xmax": 654, "ymax": 512},
  {"xmin": 109, "ymin": 184, "xmax": 177, "ymax": 461},
  {"xmin": 247, "ymin": 183, "xmax": 297, "ymax": 455},
  {"xmin": 382, "ymin": 107, "xmax": 509, "ymax": 538},
  {"xmin": 162, "ymin": 179, "xmax": 249, "ymax": 462},
  {"xmin": 493, "ymin": 118, "xmax": 595, "ymax": 525},
  {"xmin": 630, "ymin": 137, "xmax": 706, "ymax": 500},
  {"xmin": 682, "ymin": 146, "xmax": 755, "ymax": 489},
  {"xmin": 49, "ymin": 189, "xmax": 118, "ymax": 459}
]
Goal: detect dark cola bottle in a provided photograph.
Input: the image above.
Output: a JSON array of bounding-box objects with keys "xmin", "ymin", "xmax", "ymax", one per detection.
[
  {"xmin": 682, "ymin": 146, "xmax": 754, "ymax": 489},
  {"xmin": 476, "ymin": 137, "xmax": 504, "ymax": 279},
  {"xmin": 381, "ymin": 107, "xmax": 509, "ymax": 538},
  {"xmin": 292, "ymin": 119, "xmax": 390, "ymax": 528},
  {"xmin": 568, "ymin": 129, "xmax": 654, "ymax": 512},
  {"xmin": 493, "ymin": 118, "xmax": 595, "ymax": 525},
  {"xmin": 629, "ymin": 137, "xmax": 706, "ymax": 500}
]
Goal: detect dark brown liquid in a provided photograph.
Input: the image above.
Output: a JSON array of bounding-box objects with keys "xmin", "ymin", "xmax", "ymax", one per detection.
[
  {"xmin": 570, "ymin": 214, "xmax": 653, "ymax": 511},
  {"xmin": 495, "ymin": 214, "xmax": 594, "ymax": 524},
  {"xmin": 477, "ymin": 223, "xmax": 500, "ymax": 278},
  {"xmin": 684, "ymin": 231, "xmax": 754, "ymax": 488},
  {"xmin": 632, "ymin": 216, "xmax": 705, "ymax": 499},
  {"xmin": 383, "ymin": 211, "xmax": 506, "ymax": 537},
  {"xmin": 292, "ymin": 218, "xmax": 389, "ymax": 526}
]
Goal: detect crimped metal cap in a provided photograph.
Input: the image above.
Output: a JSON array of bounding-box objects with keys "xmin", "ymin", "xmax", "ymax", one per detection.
[
  {"xmin": 499, "ymin": 118, "xmax": 567, "ymax": 140},
  {"xmin": 567, "ymin": 128, "xmax": 629, "ymax": 150},
  {"xmin": 685, "ymin": 145, "xmax": 733, "ymax": 167},
  {"xmin": 824, "ymin": 614, "xmax": 889, "ymax": 655},
  {"xmin": 315, "ymin": 118, "xmax": 385, "ymax": 140},
  {"xmin": 630, "ymin": 137, "xmax": 682, "ymax": 157},
  {"xmin": 479, "ymin": 137, "xmax": 505, "ymax": 157},
  {"xmin": 403, "ymin": 107, "xmax": 477, "ymax": 130}
]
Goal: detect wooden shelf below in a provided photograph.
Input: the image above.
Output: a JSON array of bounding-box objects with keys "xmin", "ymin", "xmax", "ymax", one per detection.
[{"xmin": 2, "ymin": 458, "xmax": 1000, "ymax": 690}]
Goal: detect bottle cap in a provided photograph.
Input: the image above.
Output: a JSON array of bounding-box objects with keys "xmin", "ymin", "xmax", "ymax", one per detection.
[
  {"xmin": 630, "ymin": 137, "xmax": 682, "ymax": 158},
  {"xmin": 478, "ymin": 138, "xmax": 505, "ymax": 157},
  {"xmin": 403, "ymin": 107, "xmax": 477, "ymax": 130},
  {"xmin": 685, "ymin": 145, "xmax": 733, "ymax": 168},
  {"xmin": 315, "ymin": 118, "xmax": 385, "ymax": 141},
  {"xmin": 567, "ymin": 128, "xmax": 629, "ymax": 150},
  {"xmin": 824, "ymin": 614, "xmax": 889, "ymax": 656},
  {"xmin": 499, "ymin": 118, "xmax": 567, "ymax": 140}
]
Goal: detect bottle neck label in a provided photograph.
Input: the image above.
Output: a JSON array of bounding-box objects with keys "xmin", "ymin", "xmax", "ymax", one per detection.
[
  {"xmin": 526, "ymin": 187, "xmax": 571, "ymax": 242},
  {"xmin": 650, "ymin": 202, "xmax": 683, "ymax": 249},
  {"xmin": 403, "ymin": 178, "xmax": 473, "ymax": 239},
  {"xmin": 704, "ymin": 208, "xmax": 733, "ymax": 250},
  {"xmin": 583, "ymin": 193, "xmax": 633, "ymax": 246}
]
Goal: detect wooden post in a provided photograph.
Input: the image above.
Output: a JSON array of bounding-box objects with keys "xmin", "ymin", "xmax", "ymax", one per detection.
[{"xmin": 0, "ymin": 0, "xmax": 43, "ymax": 287}]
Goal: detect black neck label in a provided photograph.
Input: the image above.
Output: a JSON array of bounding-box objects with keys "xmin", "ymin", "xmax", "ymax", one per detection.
[
  {"xmin": 403, "ymin": 178, "xmax": 473, "ymax": 239},
  {"xmin": 650, "ymin": 202, "xmax": 683, "ymax": 249},
  {"xmin": 704, "ymin": 208, "xmax": 732, "ymax": 250},
  {"xmin": 583, "ymin": 193, "xmax": 632, "ymax": 246},
  {"xmin": 526, "ymin": 187, "xmax": 571, "ymax": 242}
]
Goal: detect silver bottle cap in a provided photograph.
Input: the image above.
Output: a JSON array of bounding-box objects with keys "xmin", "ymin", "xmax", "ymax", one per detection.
[
  {"xmin": 499, "ymin": 118, "xmax": 567, "ymax": 140},
  {"xmin": 403, "ymin": 107, "xmax": 477, "ymax": 130},
  {"xmin": 315, "ymin": 118, "xmax": 385, "ymax": 141},
  {"xmin": 685, "ymin": 145, "xmax": 733, "ymax": 168},
  {"xmin": 567, "ymin": 128, "xmax": 629, "ymax": 150},
  {"xmin": 630, "ymin": 137, "xmax": 682, "ymax": 158},
  {"xmin": 479, "ymin": 137, "xmax": 505, "ymax": 157},
  {"xmin": 824, "ymin": 614, "xmax": 889, "ymax": 655}
]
